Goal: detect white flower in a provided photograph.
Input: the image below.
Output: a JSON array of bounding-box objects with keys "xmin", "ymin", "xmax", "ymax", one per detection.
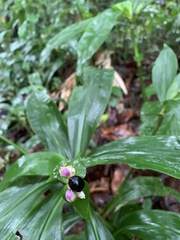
[{"xmin": 77, "ymin": 191, "xmax": 85, "ymax": 199}]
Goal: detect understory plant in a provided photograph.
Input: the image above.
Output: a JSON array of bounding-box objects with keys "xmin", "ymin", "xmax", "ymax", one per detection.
[{"xmin": 0, "ymin": 43, "xmax": 180, "ymax": 239}]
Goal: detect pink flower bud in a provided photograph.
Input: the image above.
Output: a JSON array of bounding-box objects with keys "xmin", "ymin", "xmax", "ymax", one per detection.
[
  {"xmin": 59, "ymin": 166, "xmax": 75, "ymax": 177},
  {"xmin": 65, "ymin": 189, "xmax": 76, "ymax": 202}
]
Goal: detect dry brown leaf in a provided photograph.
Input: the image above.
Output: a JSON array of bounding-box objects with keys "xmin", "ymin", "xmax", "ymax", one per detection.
[
  {"xmin": 95, "ymin": 50, "xmax": 128, "ymax": 95},
  {"xmin": 51, "ymin": 72, "xmax": 76, "ymax": 110}
]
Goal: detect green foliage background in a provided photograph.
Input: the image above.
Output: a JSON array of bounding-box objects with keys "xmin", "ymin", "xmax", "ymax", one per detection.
[{"xmin": 0, "ymin": 1, "xmax": 180, "ymax": 239}]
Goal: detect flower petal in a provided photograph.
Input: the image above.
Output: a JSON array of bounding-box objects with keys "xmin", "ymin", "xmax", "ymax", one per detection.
[
  {"xmin": 65, "ymin": 189, "xmax": 76, "ymax": 202},
  {"xmin": 77, "ymin": 191, "xmax": 85, "ymax": 199},
  {"xmin": 59, "ymin": 166, "xmax": 76, "ymax": 177}
]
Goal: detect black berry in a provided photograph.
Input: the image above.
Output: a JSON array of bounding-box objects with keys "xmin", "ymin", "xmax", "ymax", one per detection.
[{"xmin": 68, "ymin": 176, "xmax": 85, "ymax": 192}]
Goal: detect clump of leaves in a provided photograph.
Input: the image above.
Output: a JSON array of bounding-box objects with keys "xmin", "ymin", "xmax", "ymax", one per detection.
[
  {"xmin": 141, "ymin": 44, "xmax": 180, "ymax": 135},
  {"xmin": 0, "ymin": 63, "xmax": 180, "ymax": 239}
]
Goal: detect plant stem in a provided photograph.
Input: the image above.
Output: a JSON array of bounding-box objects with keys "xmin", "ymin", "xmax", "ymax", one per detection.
[
  {"xmin": 130, "ymin": 23, "xmax": 146, "ymax": 101},
  {"xmin": 121, "ymin": 168, "xmax": 134, "ymax": 188},
  {"xmin": 152, "ymin": 107, "xmax": 165, "ymax": 135},
  {"xmin": 0, "ymin": 135, "xmax": 27, "ymax": 155}
]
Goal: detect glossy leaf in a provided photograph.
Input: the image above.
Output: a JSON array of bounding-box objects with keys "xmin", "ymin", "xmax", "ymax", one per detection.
[
  {"xmin": 113, "ymin": 210, "xmax": 180, "ymax": 239},
  {"xmin": 63, "ymin": 182, "xmax": 90, "ymax": 220},
  {"xmin": 86, "ymin": 209, "xmax": 114, "ymax": 240},
  {"xmin": 104, "ymin": 177, "xmax": 180, "ymax": 216},
  {"xmin": 0, "ymin": 181, "xmax": 54, "ymax": 239},
  {"xmin": 40, "ymin": 18, "xmax": 92, "ymax": 64},
  {"xmin": 20, "ymin": 189, "xmax": 64, "ymax": 240},
  {"xmin": 77, "ymin": 9, "xmax": 118, "ymax": 76},
  {"xmin": 86, "ymin": 136, "xmax": 180, "ymax": 179},
  {"xmin": 166, "ymin": 73, "xmax": 180, "ymax": 100},
  {"xmin": 0, "ymin": 152, "xmax": 65, "ymax": 191},
  {"xmin": 152, "ymin": 44, "xmax": 178, "ymax": 103},
  {"xmin": 8, "ymin": 233, "xmax": 21, "ymax": 240},
  {"xmin": 65, "ymin": 233, "xmax": 85, "ymax": 240},
  {"xmin": 63, "ymin": 212, "xmax": 81, "ymax": 234},
  {"xmin": 68, "ymin": 67, "xmax": 114, "ymax": 157},
  {"xmin": 26, "ymin": 90, "xmax": 72, "ymax": 158}
]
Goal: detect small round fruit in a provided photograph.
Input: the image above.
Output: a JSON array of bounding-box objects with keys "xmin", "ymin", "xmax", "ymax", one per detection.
[{"xmin": 68, "ymin": 176, "xmax": 85, "ymax": 192}]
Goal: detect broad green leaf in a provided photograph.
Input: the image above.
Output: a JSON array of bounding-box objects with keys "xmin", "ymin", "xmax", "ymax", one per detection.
[
  {"xmin": 166, "ymin": 73, "xmax": 180, "ymax": 100},
  {"xmin": 140, "ymin": 100, "xmax": 180, "ymax": 135},
  {"xmin": 7, "ymin": 233, "xmax": 21, "ymax": 240},
  {"xmin": 62, "ymin": 182, "xmax": 90, "ymax": 220},
  {"xmin": 46, "ymin": 59, "xmax": 64, "ymax": 85},
  {"xmin": 26, "ymin": 90, "xmax": 72, "ymax": 159},
  {"xmin": 112, "ymin": 203, "xmax": 141, "ymax": 226},
  {"xmin": 72, "ymin": 182, "xmax": 90, "ymax": 220},
  {"xmin": 68, "ymin": 67, "xmax": 114, "ymax": 157},
  {"xmin": 0, "ymin": 152, "xmax": 65, "ymax": 191},
  {"xmin": 157, "ymin": 100, "xmax": 180, "ymax": 135},
  {"xmin": 86, "ymin": 209, "xmax": 114, "ymax": 240},
  {"xmin": 152, "ymin": 44, "xmax": 178, "ymax": 103},
  {"xmin": 140, "ymin": 101, "xmax": 161, "ymax": 135},
  {"xmin": 0, "ymin": 181, "xmax": 54, "ymax": 239},
  {"xmin": 40, "ymin": 18, "xmax": 92, "ymax": 64},
  {"xmin": 65, "ymin": 233, "xmax": 86, "ymax": 240},
  {"xmin": 20, "ymin": 189, "xmax": 64, "ymax": 240},
  {"xmin": 77, "ymin": 9, "xmax": 118, "ymax": 76},
  {"xmin": 104, "ymin": 177, "xmax": 180, "ymax": 216},
  {"xmin": 86, "ymin": 136, "xmax": 180, "ymax": 179},
  {"xmin": 113, "ymin": 210, "xmax": 180, "ymax": 239},
  {"xmin": 112, "ymin": 1, "xmax": 133, "ymax": 20},
  {"xmin": 63, "ymin": 212, "xmax": 81, "ymax": 234},
  {"xmin": 144, "ymin": 83, "xmax": 156, "ymax": 97}
]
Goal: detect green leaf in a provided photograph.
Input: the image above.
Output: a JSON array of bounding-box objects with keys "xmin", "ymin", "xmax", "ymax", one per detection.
[
  {"xmin": 7, "ymin": 233, "xmax": 21, "ymax": 240},
  {"xmin": 140, "ymin": 99, "xmax": 180, "ymax": 135},
  {"xmin": 26, "ymin": 90, "xmax": 72, "ymax": 158},
  {"xmin": 111, "ymin": 203, "xmax": 142, "ymax": 240},
  {"xmin": 112, "ymin": 1, "xmax": 133, "ymax": 20},
  {"xmin": 20, "ymin": 189, "xmax": 64, "ymax": 240},
  {"xmin": 68, "ymin": 67, "xmax": 114, "ymax": 157},
  {"xmin": 104, "ymin": 177, "xmax": 180, "ymax": 216},
  {"xmin": 145, "ymin": 84, "xmax": 156, "ymax": 98},
  {"xmin": 63, "ymin": 182, "xmax": 90, "ymax": 220},
  {"xmin": 166, "ymin": 73, "xmax": 180, "ymax": 100},
  {"xmin": 0, "ymin": 181, "xmax": 54, "ymax": 239},
  {"xmin": 0, "ymin": 152, "xmax": 65, "ymax": 191},
  {"xmin": 86, "ymin": 136, "xmax": 180, "ymax": 179},
  {"xmin": 40, "ymin": 18, "xmax": 92, "ymax": 64},
  {"xmin": 86, "ymin": 209, "xmax": 114, "ymax": 240},
  {"xmin": 140, "ymin": 101, "xmax": 161, "ymax": 135},
  {"xmin": 157, "ymin": 100, "xmax": 180, "ymax": 135},
  {"xmin": 152, "ymin": 44, "xmax": 178, "ymax": 103},
  {"xmin": 113, "ymin": 210, "xmax": 180, "ymax": 239},
  {"xmin": 65, "ymin": 233, "xmax": 86, "ymax": 240},
  {"xmin": 128, "ymin": 0, "xmax": 155, "ymax": 13},
  {"xmin": 77, "ymin": 9, "xmax": 118, "ymax": 76},
  {"xmin": 63, "ymin": 212, "xmax": 81, "ymax": 234}
]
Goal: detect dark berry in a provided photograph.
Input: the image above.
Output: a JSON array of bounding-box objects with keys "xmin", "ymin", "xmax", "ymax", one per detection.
[{"xmin": 68, "ymin": 176, "xmax": 85, "ymax": 192}]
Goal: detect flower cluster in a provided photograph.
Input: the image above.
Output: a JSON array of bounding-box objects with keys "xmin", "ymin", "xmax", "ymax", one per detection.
[{"xmin": 59, "ymin": 166, "xmax": 85, "ymax": 202}]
